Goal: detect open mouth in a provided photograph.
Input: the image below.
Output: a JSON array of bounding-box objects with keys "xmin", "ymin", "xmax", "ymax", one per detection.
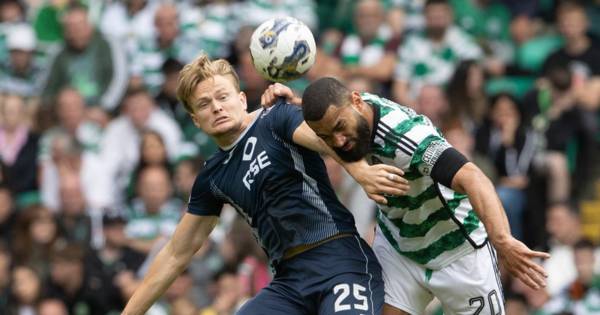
[
  {"xmin": 342, "ymin": 141, "xmax": 354, "ymax": 151},
  {"xmin": 213, "ymin": 117, "xmax": 229, "ymax": 126}
]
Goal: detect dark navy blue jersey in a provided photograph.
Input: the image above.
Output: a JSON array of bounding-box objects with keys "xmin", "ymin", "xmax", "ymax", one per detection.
[{"xmin": 187, "ymin": 100, "xmax": 357, "ymax": 266}]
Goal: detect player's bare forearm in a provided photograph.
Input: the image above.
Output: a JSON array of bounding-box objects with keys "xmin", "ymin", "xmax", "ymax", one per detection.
[
  {"xmin": 122, "ymin": 214, "xmax": 218, "ymax": 315},
  {"xmin": 450, "ymin": 163, "xmax": 511, "ymax": 244},
  {"xmin": 292, "ymin": 123, "xmax": 408, "ymax": 203},
  {"xmin": 451, "ymin": 163, "xmax": 550, "ymax": 289}
]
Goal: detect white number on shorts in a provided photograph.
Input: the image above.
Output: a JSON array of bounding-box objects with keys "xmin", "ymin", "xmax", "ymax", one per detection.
[{"xmin": 333, "ymin": 283, "xmax": 369, "ymax": 312}]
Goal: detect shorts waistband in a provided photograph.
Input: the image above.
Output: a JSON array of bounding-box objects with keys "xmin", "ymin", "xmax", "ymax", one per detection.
[{"xmin": 282, "ymin": 233, "xmax": 355, "ymax": 260}]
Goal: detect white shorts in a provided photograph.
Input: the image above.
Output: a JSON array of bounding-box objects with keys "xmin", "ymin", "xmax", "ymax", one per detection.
[{"xmin": 372, "ymin": 227, "xmax": 505, "ymax": 315}]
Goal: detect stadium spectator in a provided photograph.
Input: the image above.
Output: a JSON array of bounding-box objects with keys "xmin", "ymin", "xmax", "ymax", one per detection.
[
  {"xmin": 523, "ymin": 62, "xmax": 596, "ymax": 202},
  {"xmin": 0, "ymin": 93, "xmax": 39, "ymax": 198},
  {"xmin": 446, "ymin": 59, "xmax": 488, "ymax": 127},
  {"xmin": 0, "ymin": 186, "xmax": 16, "ymax": 243},
  {"xmin": 199, "ymin": 268, "xmax": 244, "ymax": 315},
  {"xmin": 39, "ymin": 133, "xmax": 113, "ymax": 213},
  {"xmin": 544, "ymin": 1, "xmax": 600, "ymax": 86},
  {"xmin": 55, "ymin": 175, "xmax": 94, "ymax": 247},
  {"xmin": 543, "ymin": 239, "xmax": 600, "ymax": 314},
  {"xmin": 544, "ymin": 203, "xmax": 583, "ymax": 296},
  {"xmin": 475, "ymin": 93, "xmax": 535, "ymax": 241},
  {"xmin": 86, "ymin": 211, "xmax": 146, "ymax": 314},
  {"xmin": 38, "ymin": 88, "xmax": 104, "ymax": 164},
  {"xmin": 101, "ymin": 88, "xmax": 183, "ymax": 203},
  {"xmin": 415, "ymin": 84, "xmax": 450, "ymax": 127},
  {"xmin": 45, "ymin": 242, "xmax": 105, "ymax": 315},
  {"xmin": 220, "ymin": 218, "xmax": 270, "ymax": 299},
  {"xmin": 42, "ymin": 4, "xmax": 127, "ymax": 113},
  {"xmin": 37, "ymin": 298, "xmax": 69, "ymax": 315},
  {"xmin": 125, "ymin": 165, "xmax": 182, "ymax": 254},
  {"xmin": 173, "ymin": 157, "xmax": 204, "ymax": 204},
  {"xmin": 337, "ymin": 0, "xmax": 399, "ymax": 83},
  {"xmin": 392, "ymin": 0, "xmax": 482, "ymax": 106},
  {"xmin": 0, "ymin": 23, "xmax": 45, "ymax": 98},
  {"xmin": 236, "ymin": 0, "xmax": 317, "ymax": 31},
  {"xmin": 12, "ymin": 205, "xmax": 60, "ymax": 277},
  {"xmin": 99, "ymin": 0, "xmax": 157, "ymax": 47},
  {"xmin": 124, "ymin": 129, "xmax": 172, "ymax": 200},
  {"xmin": 9, "ymin": 265, "xmax": 43, "ymax": 315},
  {"xmin": 0, "ymin": 241, "xmax": 11, "ymax": 313},
  {"xmin": 0, "ymin": 0, "xmax": 26, "ymax": 61},
  {"xmin": 128, "ymin": 3, "xmax": 201, "ymax": 95}
]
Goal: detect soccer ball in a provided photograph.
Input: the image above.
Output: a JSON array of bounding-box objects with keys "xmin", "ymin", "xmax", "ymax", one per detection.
[{"xmin": 249, "ymin": 17, "xmax": 316, "ymax": 82}]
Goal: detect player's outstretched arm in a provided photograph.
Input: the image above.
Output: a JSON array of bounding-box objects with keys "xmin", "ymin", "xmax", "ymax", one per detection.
[
  {"xmin": 122, "ymin": 214, "xmax": 218, "ymax": 315},
  {"xmin": 451, "ymin": 162, "xmax": 550, "ymax": 290},
  {"xmin": 292, "ymin": 121, "xmax": 409, "ymax": 204}
]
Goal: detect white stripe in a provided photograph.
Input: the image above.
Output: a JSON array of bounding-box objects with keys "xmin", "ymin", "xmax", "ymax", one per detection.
[
  {"xmin": 354, "ymin": 235, "xmax": 375, "ymax": 315},
  {"xmin": 101, "ymin": 35, "xmax": 128, "ymax": 111},
  {"xmin": 379, "ymin": 123, "xmax": 417, "ymax": 151},
  {"xmin": 375, "ymin": 129, "xmax": 413, "ymax": 156},
  {"xmin": 273, "ymin": 131, "xmax": 337, "ymax": 242}
]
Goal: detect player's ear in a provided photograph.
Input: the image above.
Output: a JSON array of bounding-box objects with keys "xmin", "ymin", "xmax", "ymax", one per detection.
[
  {"xmin": 189, "ymin": 112, "xmax": 202, "ymax": 129},
  {"xmin": 350, "ymin": 91, "xmax": 363, "ymax": 110},
  {"xmin": 239, "ymin": 91, "xmax": 248, "ymax": 111}
]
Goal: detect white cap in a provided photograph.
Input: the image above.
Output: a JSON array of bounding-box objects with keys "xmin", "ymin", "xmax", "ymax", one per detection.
[{"xmin": 6, "ymin": 24, "xmax": 36, "ymax": 51}]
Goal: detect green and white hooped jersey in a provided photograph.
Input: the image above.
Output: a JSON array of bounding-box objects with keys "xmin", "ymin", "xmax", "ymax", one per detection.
[{"xmin": 363, "ymin": 93, "xmax": 488, "ymax": 270}]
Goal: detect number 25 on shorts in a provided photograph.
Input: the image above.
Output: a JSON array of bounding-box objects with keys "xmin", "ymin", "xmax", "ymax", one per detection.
[{"xmin": 333, "ymin": 283, "xmax": 369, "ymax": 312}]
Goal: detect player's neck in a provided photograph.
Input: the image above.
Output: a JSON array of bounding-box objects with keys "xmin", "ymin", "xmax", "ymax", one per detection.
[
  {"xmin": 214, "ymin": 111, "xmax": 257, "ymax": 148},
  {"xmin": 361, "ymin": 100, "xmax": 376, "ymax": 136}
]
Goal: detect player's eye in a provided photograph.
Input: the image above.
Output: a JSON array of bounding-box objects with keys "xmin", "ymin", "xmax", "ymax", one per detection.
[{"xmin": 218, "ymin": 94, "xmax": 229, "ymax": 101}]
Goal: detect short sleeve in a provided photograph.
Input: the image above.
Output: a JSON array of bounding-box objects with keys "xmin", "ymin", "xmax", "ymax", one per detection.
[
  {"xmin": 187, "ymin": 172, "xmax": 224, "ymax": 216},
  {"xmin": 268, "ymin": 99, "xmax": 304, "ymax": 142}
]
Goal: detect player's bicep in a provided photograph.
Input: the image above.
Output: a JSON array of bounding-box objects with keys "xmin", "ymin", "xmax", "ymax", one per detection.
[{"xmin": 292, "ymin": 121, "xmax": 330, "ymax": 155}]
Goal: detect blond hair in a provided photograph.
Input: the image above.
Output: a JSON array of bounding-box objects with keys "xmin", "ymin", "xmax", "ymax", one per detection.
[{"xmin": 176, "ymin": 53, "xmax": 241, "ymax": 113}]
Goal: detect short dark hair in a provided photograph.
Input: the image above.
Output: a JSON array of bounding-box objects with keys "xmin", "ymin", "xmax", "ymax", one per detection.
[
  {"xmin": 425, "ymin": 0, "xmax": 449, "ymax": 8},
  {"xmin": 302, "ymin": 77, "xmax": 351, "ymax": 121},
  {"xmin": 162, "ymin": 57, "xmax": 184, "ymax": 75},
  {"xmin": 574, "ymin": 239, "xmax": 595, "ymax": 251}
]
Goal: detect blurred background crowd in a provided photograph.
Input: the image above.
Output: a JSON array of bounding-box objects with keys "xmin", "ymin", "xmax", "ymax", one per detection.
[{"xmin": 0, "ymin": 0, "xmax": 599, "ymax": 314}]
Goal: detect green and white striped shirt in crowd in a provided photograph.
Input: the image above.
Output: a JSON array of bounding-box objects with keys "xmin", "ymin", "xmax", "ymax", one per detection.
[
  {"xmin": 363, "ymin": 93, "xmax": 487, "ymax": 269},
  {"xmin": 394, "ymin": 26, "xmax": 482, "ymax": 97}
]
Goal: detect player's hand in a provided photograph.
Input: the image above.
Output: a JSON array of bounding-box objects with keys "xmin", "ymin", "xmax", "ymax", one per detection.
[
  {"xmin": 495, "ymin": 237, "xmax": 550, "ymax": 290},
  {"xmin": 350, "ymin": 162, "xmax": 410, "ymax": 204},
  {"xmin": 260, "ymin": 83, "xmax": 301, "ymax": 107}
]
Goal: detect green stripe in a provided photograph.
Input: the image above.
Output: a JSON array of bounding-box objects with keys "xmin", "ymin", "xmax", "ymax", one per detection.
[
  {"xmin": 372, "ymin": 115, "xmax": 427, "ymax": 160},
  {"xmin": 392, "ymin": 207, "xmax": 451, "ymax": 237},
  {"xmin": 462, "ymin": 209, "xmax": 481, "ymax": 233},
  {"xmin": 386, "ymin": 184, "xmax": 438, "ymax": 210},
  {"xmin": 378, "ymin": 216, "xmax": 466, "ymax": 265},
  {"xmin": 389, "ymin": 115, "xmax": 425, "ymax": 138},
  {"xmin": 342, "ymin": 55, "xmax": 360, "ymax": 65},
  {"xmin": 409, "ymin": 134, "xmax": 443, "ymax": 171},
  {"xmin": 388, "ymin": 191, "xmax": 465, "ymax": 238}
]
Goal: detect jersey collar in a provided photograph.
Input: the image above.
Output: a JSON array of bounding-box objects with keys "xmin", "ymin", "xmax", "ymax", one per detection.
[{"xmin": 220, "ymin": 109, "xmax": 262, "ymax": 151}]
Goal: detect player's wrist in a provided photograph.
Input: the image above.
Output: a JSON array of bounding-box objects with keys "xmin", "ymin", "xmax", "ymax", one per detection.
[{"xmin": 490, "ymin": 233, "xmax": 512, "ymax": 247}]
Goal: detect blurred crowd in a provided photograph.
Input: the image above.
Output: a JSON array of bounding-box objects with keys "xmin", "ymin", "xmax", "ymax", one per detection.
[{"xmin": 0, "ymin": 0, "xmax": 599, "ymax": 314}]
